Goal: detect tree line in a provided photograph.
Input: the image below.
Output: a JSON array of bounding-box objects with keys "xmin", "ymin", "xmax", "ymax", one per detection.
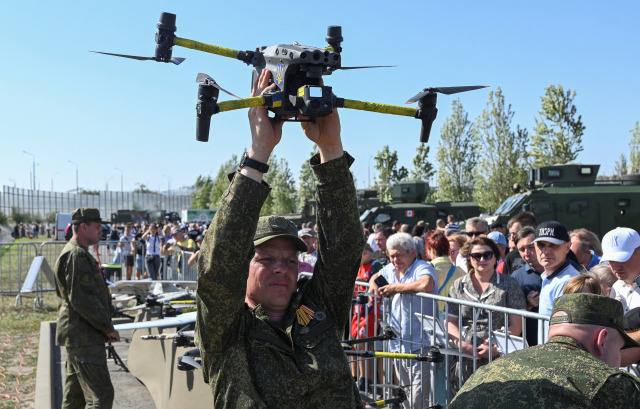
[{"xmin": 189, "ymin": 84, "xmax": 638, "ymax": 214}]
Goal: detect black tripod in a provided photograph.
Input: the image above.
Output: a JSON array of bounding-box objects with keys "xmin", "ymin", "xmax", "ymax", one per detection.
[{"xmin": 106, "ymin": 343, "xmax": 128, "ymax": 372}]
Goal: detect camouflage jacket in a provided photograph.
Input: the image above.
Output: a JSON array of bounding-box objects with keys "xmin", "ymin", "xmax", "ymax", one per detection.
[
  {"xmin": 450, "ymin": 335, "xmax": 640, "ymax": 408},
  {"xmin": 54, "ymin": 239, "xmax": 114, "ymax": 347},
  {"xmin": 196, "ymin": 153, "xmax": 365, "ymax": 409}
]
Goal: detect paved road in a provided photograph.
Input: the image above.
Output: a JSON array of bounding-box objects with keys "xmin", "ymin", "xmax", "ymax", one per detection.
[{"xmin": 57, "ymin": 328, "xmax": 156, "ymax": 408}]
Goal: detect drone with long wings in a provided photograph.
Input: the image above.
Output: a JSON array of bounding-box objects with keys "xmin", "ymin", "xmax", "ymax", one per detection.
[{"xmin": 92, "ymin": 12, "xmax": 488, "ymax": 143}]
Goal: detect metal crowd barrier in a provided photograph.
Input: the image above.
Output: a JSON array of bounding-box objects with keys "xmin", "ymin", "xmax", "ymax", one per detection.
[{"xmin": 314, "ymin": 276, "xmax": 552, "ymax": 409}]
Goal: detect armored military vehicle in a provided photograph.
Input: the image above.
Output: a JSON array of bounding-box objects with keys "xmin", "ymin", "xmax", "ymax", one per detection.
[
  {"xmin": 487, "ymin": 163, "xmax": 640, "ymax": 238},
  {"xmin": 358, "ymin": 181, "xmax": 481, "ymax": 229}
]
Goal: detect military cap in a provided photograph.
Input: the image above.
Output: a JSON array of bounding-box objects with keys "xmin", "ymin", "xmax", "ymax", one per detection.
[
  {"xmin": 550, "ymin": 293, "xmax": 640, "ymax": 350},
  {"xmin": 254, "ymin": 216, "xmax": 307, "ymax": 252},
  {"xmin": 71, "ymin": 208, "xmax": 108, "ymax": 225}
]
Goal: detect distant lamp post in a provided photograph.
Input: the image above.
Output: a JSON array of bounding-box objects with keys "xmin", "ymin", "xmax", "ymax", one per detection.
[
  {"xmin": 9, "ymin": 178, "xmax": 16, "ymax": 188},
  {"xmin": 68, "ymin": 161, "xmax": 78, "ymax": 193},
  {"xmin": 51, "ymin": 172, "xmax": 60, "ymax": 192},
  {"xmin": 114, "ymin": 167, "xmax": 123, "ymax": 193},
  {"xmin": 162, "ymin": 175, "xmax": 171, "ymax": 194},
  {"xmin": 23, "ymin": 151, "xmax": 35, "ymax": 191}
]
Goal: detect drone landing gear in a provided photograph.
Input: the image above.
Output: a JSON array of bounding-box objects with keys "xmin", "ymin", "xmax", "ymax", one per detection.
[{"xmin": 106, "ymin": 343, "xmax": 128, "ymax": 372}]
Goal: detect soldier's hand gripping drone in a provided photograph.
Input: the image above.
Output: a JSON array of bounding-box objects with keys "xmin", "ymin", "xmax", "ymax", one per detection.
[{"xmin": 92, "ymin": 12, "xmax": 488, "ymax": 144}]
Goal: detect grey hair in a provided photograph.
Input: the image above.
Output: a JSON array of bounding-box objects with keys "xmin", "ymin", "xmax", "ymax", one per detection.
[
  {"xmin": 386, "ymin": 232, "xmax": 415, "ymax": 253},
  {"xmin": 466, "ymin": 217, "xmax": 488, "ymax": 231}
]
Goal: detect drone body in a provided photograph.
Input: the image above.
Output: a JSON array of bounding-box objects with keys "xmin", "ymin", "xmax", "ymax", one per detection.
[{"xmin": 92, "ymin": 12, "xmax": 488, "ymax": 144}]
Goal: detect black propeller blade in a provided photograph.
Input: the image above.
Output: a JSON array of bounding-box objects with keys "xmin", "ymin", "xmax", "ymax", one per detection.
[
  {"xmin": 406, "ymin": 86, "xmax": 489, "ymax": 104},
  {"xmin": 338, "ymin": 65, "xmax": 397, "ymax": 70},
  {"xmin": 90, "ymin": 51, "xmax": 185, "ymax": 65},
  {"xmin": 195, "ymin": 73, "xmax": 240, "ymax": 99}
]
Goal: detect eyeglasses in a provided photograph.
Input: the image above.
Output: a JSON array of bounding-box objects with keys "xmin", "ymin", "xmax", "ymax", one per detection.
[
  {"xmin": 465, "ymin": 231, "xmax": 486, "ymax": 237},
  {"xmin": 469, "ymin": 251, "xmax": 495, "ymax": 261}
]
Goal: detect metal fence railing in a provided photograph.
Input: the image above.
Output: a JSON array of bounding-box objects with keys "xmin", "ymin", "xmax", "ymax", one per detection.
[
  {"xmin": 327, "ymin": 277, "xmax": 552, "ymax": 408},
  {"xmin": 1, "ymin": 185, "xmax": 191, "ymax": 220}
]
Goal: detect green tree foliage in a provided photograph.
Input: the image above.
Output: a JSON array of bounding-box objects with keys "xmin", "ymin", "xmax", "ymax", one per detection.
[
  {"xmin": 208, "ymin": 154, "xmax": 239, "ymax": 210},
  {"xmin": 262, "ymin": 155, "xmax": 296, "ymax": 216},
  {"xmin": 132, "ymin": 184, "xmax": 158, "ymax": 194},
  {"xmin": 190, "ymin": 176, "xmax": 213, "ymax": 209},
  {"xmin": 0, "ymin": 211, "xmax": 7, "ymax": 225},
  {"xmin": 629, "ymin": 122, "xmax": 640, "ymax": 174},
  {"xmin": 434, "ymin": 99, "xmax": 476, "ymax": 202},
  {"xmin": 472, "ymin": 88, "xmax": 530, "ymax": 212},
  {"xmin": 408, "ymin": 143, "xmax": 435, "ymax": 182},
  {"xmin": 374, "ymin": 146, "xmax": 408, "ymax": 202},
  {"xmin": 530, "ymin": 85, "xmax": 585, "ymax": 167},
  {"xmin": 614, "ymin": 153, "xmax": 628, "ymax": 178},
  {"xmin": 78, "ymin": 189, "xmax": 100, "ymax": 195},
  {"xmin": 297, "ymin": 145, "xmax": 318, "ymax": 210}
]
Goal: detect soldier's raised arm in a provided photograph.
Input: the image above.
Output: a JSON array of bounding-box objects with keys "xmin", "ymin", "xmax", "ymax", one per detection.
[{"xmin": 196, "ymin": 70, "xmax": 285, "ymax": 357}]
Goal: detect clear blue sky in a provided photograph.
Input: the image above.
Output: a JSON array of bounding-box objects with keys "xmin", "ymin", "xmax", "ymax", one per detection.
[{"xmin": 3, "ymin": 0, "xmax": 639, "ymax": 194}]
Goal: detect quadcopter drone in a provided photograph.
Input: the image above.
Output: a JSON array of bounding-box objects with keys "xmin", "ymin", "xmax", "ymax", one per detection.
[{"xmin": 92, "ymin": 12, "xmax": 488, "ymax": 143}]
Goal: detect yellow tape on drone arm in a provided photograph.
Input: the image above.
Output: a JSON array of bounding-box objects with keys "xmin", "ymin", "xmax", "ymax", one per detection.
[
  {"xmin": 371, "ymin": 352, "xmax": 418, "ymax": 360},
  {"xmin": 218, "ymin": 97, "xmax": 265, "ymax": 112},
  {"xmin": 173, "ymin": 36, "xmax": 240, "ymax": 59},
  {"xmin": 342, "ymin": 99, "xmax": 416, "ymax": 117}
]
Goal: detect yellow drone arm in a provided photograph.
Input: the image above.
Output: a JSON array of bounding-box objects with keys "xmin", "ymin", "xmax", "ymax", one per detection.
[
  {"xmin": 173, "ymin": 36, "xmax": 241, "ymax": 60},
  {"xmin": 340, "ymin": 99, "xmax": 416, "ymax": 117},
  {"xmin": 218, "ymin": 97, "xmax": 265, "ymax": 112}
]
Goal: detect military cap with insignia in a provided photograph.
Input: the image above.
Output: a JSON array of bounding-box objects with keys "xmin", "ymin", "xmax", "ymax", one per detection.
[
  {"xmin": 254, "ymin": 216, "xmax": 307, "ymax": 252},
  {"xmin": 71, "ymin": 208, "xmax": 109, "ymax": 225},
  {"xmin": 550, "ymin": 293, "xmax": 640, "ymax": 349}
]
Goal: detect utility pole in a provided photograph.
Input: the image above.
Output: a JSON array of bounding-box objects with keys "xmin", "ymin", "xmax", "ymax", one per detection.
[
  {"xmin": 51, "ymin": 172, "xmax": 60, "ymax": 192},
  {"xmin": 115, "ymin": 167, "xmax": 123, "ymax": 193},
  {"xmin": 162, "ymin": 175, "xmax": 171, "ymax": 195},
  {"xmin": 23, "ymin": 151, "xmax": 35, "ymax": 190},
  {"xmin": 69, "ymin": 161, "xmax": 78, "ymax": 193}
]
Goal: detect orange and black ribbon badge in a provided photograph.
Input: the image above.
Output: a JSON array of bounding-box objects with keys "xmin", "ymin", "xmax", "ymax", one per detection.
[{"xmin": 296, "ymin": 305, "xmax": 315, "ymax": 326}]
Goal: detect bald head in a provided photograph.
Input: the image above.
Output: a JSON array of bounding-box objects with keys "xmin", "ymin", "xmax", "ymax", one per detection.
[{"xmin": 548, "ymin": 312, "xmax": 624, "ymax": 368}]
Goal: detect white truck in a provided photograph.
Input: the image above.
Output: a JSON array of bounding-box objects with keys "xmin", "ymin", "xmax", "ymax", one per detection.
[{"xmin": 55, "ymin": 212, "xmax": 72, "ymax": 240}]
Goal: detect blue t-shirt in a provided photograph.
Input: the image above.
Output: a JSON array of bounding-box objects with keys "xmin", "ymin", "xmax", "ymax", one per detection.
[
  {"xmin": 539, "ymin": 260, "xmax": 581, "ymax": 318},
  {"xmin": 380, "ymin": 259, "xmax": 438, "ymax": 353},
  {"xmin": 587, "ymin": 251, "xmax": 602, "ymax": 270}
]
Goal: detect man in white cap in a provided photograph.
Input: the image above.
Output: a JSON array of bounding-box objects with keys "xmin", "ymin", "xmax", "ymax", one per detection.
[{"xmin": 602, "ymin": 227, "xmax": 640, "ymax": 366}]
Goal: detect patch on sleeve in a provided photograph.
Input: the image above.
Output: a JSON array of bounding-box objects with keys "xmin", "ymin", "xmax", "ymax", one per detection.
[{"xmin": 80, "ymin": 271, "xmax": 94, "ymax": 289}]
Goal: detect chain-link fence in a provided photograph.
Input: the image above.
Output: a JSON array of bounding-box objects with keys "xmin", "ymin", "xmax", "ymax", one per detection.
[{"xmin": 1, "ymin": 186, "xmax": 191, "ymax": 221}]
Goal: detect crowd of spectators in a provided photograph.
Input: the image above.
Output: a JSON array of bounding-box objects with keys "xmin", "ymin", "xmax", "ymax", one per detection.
[{"xmin": 355, "ymin": 211, "xmax": 640, "ymax": 401}]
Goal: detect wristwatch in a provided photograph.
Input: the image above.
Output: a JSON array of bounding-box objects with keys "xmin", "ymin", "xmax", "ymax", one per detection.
[{"xmin": 239, "ymin": 152, "xmax": 269, "ymax": 173}]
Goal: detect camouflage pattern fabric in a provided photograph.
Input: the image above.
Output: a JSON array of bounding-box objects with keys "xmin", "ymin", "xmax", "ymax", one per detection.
[
  {"xmin": 63, "ymin": 345, "xmax": 114, "ymax": 409},
  {"xmin": 449, "ymin": 335, "xmax": 640, "ymax": 408},
  {"xmin": 54, "ymin": 239, "xmax": 114, "ymax": 347},
  {"xmin": 196, "ymin": 153, "xmax": 366, "ymax": 408}
]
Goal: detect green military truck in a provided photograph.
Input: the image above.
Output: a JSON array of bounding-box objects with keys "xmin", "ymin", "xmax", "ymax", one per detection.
[
  {"xmin": 487, "ymin": 163, "xmax": 640, "ymax": 238},
  {"xmin": 358, "ymin": 181, "xmax": 481, "ymax": 229}
]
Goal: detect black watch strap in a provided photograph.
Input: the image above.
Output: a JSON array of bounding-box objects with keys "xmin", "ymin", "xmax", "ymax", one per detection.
[{"xmin": 239, "ymin": 153, "xmax": 269, "ymax": 173}]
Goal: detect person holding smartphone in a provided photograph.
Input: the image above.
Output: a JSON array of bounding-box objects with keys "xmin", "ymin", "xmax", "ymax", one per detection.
[{"xmin": 142, "ymin": 224, "xmax": 164, "ymax": 280}]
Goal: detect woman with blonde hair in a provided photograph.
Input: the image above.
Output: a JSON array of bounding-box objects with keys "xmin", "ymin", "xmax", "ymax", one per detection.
[
  {"xmin": 448, "ymin": 233, "xmax": 467, "ymax": 267},
  {"xmin": 562, "ymin": 273, "xmax": 604, "ymax": 296}
]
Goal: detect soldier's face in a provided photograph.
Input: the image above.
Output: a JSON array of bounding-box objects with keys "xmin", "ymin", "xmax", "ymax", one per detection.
[
  {"xmin": 81, "ymin": 222, "xmax": 102, "ymax": 245},
  {"xmin": 248, "ymin": 238, "xmax": 299, "ymax": 313}
]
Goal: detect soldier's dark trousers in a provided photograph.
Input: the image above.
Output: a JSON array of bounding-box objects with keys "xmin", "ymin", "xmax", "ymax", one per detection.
[{"xmin": 63, "ymin": 345, "xmax": 114, "ymax": 409}]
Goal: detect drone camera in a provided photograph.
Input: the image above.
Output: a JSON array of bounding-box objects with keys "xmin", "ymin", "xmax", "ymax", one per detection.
[
  {"xmin": 196, "ymin": 83, "xmax": 220, "ymax": 142},
  {"xmin": 289, "ymin": 85, "xmax": 334, "ymax": 116},
  {"xmin": 155, "ymin": 12, "xmax": 177, "ymax": 62}
]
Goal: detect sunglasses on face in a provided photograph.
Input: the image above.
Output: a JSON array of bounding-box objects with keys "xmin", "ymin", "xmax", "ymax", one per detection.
[
  {"xmin": 469, "ymin": 251, "xmax": 495, "ymax": 261},
  {"xmin": 465, "ymin": 231, "xmax": 486, "ymax": 237}
]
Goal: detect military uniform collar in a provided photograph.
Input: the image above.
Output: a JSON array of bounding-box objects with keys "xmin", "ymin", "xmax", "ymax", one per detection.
[
  {"xmin": 548, "ymin": 335, "xmax": 588, "ymax": 352},
  {"xmin": 70, "ymin": 238, "xmax": 89, "ymax": 252}
]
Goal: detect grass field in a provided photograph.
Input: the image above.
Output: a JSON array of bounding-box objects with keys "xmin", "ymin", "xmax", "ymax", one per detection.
[{"xmin": 0, "ymin": 292, "xmax": 57, "ymax": 409}]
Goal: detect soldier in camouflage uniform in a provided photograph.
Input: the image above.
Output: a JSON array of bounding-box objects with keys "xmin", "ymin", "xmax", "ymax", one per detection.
[
  {"xmin": 54, "ymin": 208, "xmax": 120, "ymax": 409},
  {"xmin": 195, "ymin": 70, "xmax": 366, "ymax": 408},
  {"xmin": 450, "ymin": 293, "xmax": 640, "ymax": 408}
]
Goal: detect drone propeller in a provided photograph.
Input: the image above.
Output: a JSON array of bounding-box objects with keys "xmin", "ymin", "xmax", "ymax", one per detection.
[
  {"xmin": 338, "ymin": 65, "xmax": 397, "ymax": 70},
  {"xmin": 196, "ymin": 73, "xmax": 240, "ymax": 99},
  {"xmin": 406, "ymin": 85, "xmax": 489, "ymax": 104},
  {"xmin": 90, "ymin": 51, "xmax": 185, "ymax": 65},
  {"xmin": 179, "ymin": 355, "xmax": 202, "ymax": 370}
]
